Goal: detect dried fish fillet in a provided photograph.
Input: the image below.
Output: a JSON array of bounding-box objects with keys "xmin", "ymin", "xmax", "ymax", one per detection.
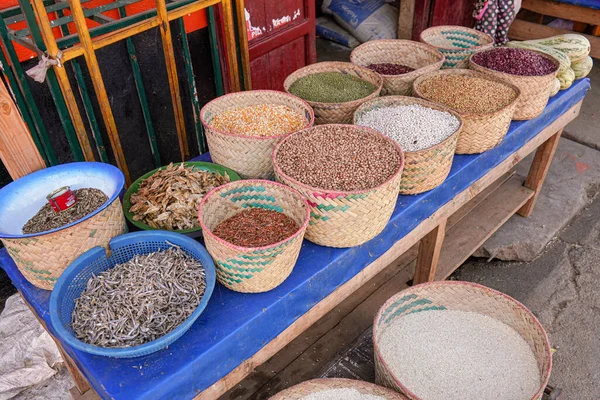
[{"xmin": 129, "ymin": 163, "xmax": 230, "ymax": 230}]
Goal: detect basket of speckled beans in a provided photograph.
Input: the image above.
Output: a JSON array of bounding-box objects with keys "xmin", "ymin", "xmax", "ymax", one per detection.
[
  {"xmin": 284, "ymin": 61, "xmax": 383, "ymax": 125},
  {"xmin": 469, "ymin": 47, "xmax": 560, "ymax": 120},
  {"xmin": 272, "ymin": 124, "xmax": 404, "ymax": 248},
  {"xmin": 354, "ymin": 96, "xmax": 462, "ymax": 194},
  {"xmin": 200, "ymin": 90, "xmax": 314, "ymax": 179},
  {"xmin": 413, "ymin": 69, "xmax": 521, "ymax": 154}
]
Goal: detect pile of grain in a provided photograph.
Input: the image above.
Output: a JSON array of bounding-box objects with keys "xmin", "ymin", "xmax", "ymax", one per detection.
[
  {"xmin": 301, "ymin": 388, "xmax": 384, "ymax": 400},
  {"xmin": 288, "ymin": 72, "xmax": 377, "ymax": 103},
  {"xmin": 210, "ymin": 104, "xmax": 306, "ymax": 137},
  {"xmin": 472, "ymin": 48, "xmax": 557, "ymax": 76}
]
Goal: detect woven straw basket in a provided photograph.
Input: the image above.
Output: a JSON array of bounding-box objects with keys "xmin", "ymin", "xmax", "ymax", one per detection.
[
  {"xmin": 420, "ymin": 26, "xmax": 493, "ymax": 69},
  {"xmin": 273, "ymin": 125, "xmax": 404, "ymax": 248},
  {"xmin": 198, "ymin": 180, "xmax": 309, "ymax": 293},
  {"xmin": 354, "ymin": 96, "xmax": 462, "ymax": 194},
  {"xmin": 283, "ymin": 62, "xmax": 383, "ymax": 125},
  {"xmin": 200, "ymin": 90, "xmax": 314, "ymax": 179},
  {"xmin": 270, "ymin": 378, "xmax": 408, "ymax": 399},
  {"xmin": 469, "ymin": 49, "xmax": 559, "ymax": 120},
  {"xmin": 350, "ymin": 40, "xmax": 444, "ymax": 96},
  {"xmin": 413, "ymin": 69, "xmax": 520, "ymax": 154},
  {"xmin": 1, "ymin": 199, "xmax": 127, "ymax": 290},
  {"xmin": 373, "ymin": 281, "xmax": 552, "ymax": 400}
]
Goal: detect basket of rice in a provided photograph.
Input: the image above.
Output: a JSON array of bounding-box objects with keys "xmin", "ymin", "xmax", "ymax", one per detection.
[
  {"xmin": 198, "ymin": 180, "xmax": 310, "ymax": 293},
  {"xmin": 469, "ymin": 47, "xmax": 559, "ymax": 120},
  {"xmin": 272, "ymin": 124, "xmax": 404, "ymax": 248},
  {"xmin": 350, "ymin": 39, "xmax": 444, "ymax": 96},
  {"xmin": 420, "ymin": 25, "xmax": 493, "ymax": 69},
  {"xmin": 373, "ymin": 281, "xmax": 551, "ymax": 400},
  {"xmin": 50, "ymin": 230, "xmax": 216, "ymax": 358},
  {"xmin": 270, "ymin": 378, "xmax": 408, "ymax": 399},
  {"xmin": 354, "ymin": 96, "xmax": 462, "ymax": 194},
  {"xmin": 200, "ymin": 90, "xmax": 314, "ymax": 179},
  {"xmin": 284, "ymin": 62, "xmax": 383, "ymax": 125},
  {"xmin": 0, "ymin": 162, "xmax": 126, "ymax": 290},
  {"xmin": 413, "ymin": 69, "xmax": 520, "ymax": 154}
]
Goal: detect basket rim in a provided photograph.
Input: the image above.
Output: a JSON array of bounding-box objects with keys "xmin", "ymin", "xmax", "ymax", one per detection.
[
  {"xmin": 272, "ymin": 124, "xmax": 405, "ymax": 196},
  {"xmin": 49, "ymin": 230, "xmax": 217, "ymax": 358},
  {"xmin": 412, "ymin": 68, "xmax": 522, "ymax": 118},
  {"xmin": 0, "ymin": 162, "xmax": 124, "ymax": 239},
  {"xmin": 420, "ymin": 25, "xmax": 494, "ymax": 51},
  {"xmin": 269, "ymin": 378, "xmax": 409, "ymax": 399},
  {"xmin": 469, "ymin": 48, "xmax": 560, "ymax": 79},
  {"xmin": 283, "ymin": 61, "xmax": 383, "ymax": 109},
  {"xmin": 122, "ymin": 161, "xmax": 242, "ymax": 234},
  {"xmin": 353, "ymin": 95, "xmax": 464, "ymax": 154},
  {"xmin": 199, "ymin": 90, "xmax": 315, "ymax": 140},
  {"xmin": 198, "ymin": 179, "xmax": 311, "ymax": 252},
  {"xmin": 372, "ymin": 280, "xmax": 552, "ymax": 400},
  {"xmin": 349, "ymin": 39, "xmax": 445, "ymax": 79}
]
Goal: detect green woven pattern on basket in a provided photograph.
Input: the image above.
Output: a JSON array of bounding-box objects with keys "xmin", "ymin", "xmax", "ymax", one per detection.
[
  {"xmin": 407, "ymin": 305, "xmax": 447, "ymax": 315},
  {"xmin": 242, "ymin": 203, "xmax": 284, "ymax": 212},
  {"xmin": 231, "ymin": 194, "xmax": 276, "ymax": 203},
  {"xmin": 380, "ymin": 297, "xmax": 434, "ymax": 325},
  {"xmin": 378, "ymin": 294, "xmax": 417, "ymax": 323},
  {"xmin": 315, "ymin": 204, "xmax": 350, "ymax": 212},
  {"xmin": 220, "ymin": 185, "xmax": 266, "ymax": 197}
]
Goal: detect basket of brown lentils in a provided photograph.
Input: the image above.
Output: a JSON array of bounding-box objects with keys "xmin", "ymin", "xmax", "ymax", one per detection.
[
  {"xmin": 284, "ymin": 62, "xmax": 383, "ymax": 125},
  {"xmin": 272, "ymin": 124, "xmax": 404, "ymax": 248},
  {"xmin": 200, "ymin": 90, "xmax": 314, "ymax": 179},
  {"xmin": 469, "ymin": 47, "xmax": 559, "ymax": 120},
  {"xmin": 350, "ymin": 39, "xmax": 445, "ymax": 96},
  {"xmin": 420, "ymin": 25, "xmax": 494, "ymax": 69},
  {"xmin": 413, "ymin": 69, "xmax": 520, "ymax": 154},
  {"xmin": 354, "ymin": 96, "xmax": 462, "ymax": 194},
  {"xmin": 198, "ymin": 180, "xmax": 310, "ymax": 293}
]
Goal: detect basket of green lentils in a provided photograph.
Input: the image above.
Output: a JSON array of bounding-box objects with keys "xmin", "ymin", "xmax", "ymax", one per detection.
[
  {"xmin": 354, "ymin": 96, "xmax": 462, "ymax": 194},
  {"xmin": 413, "ymin": 69, "xmax": 520, "ymax": 154},
  {"xmin": 200, "ymin": 90, "xmax": 314, "ymax": 179},
  {"xmin": 284, "ymin": 61, "xmax": 383, "ymax": 125}
]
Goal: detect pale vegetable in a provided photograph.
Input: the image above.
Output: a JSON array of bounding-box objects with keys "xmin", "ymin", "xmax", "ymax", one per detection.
[
  {"xmin": 506, "ymin": 42, "xmax": 570, "ymax": 74},
  {"xmin": 571, "ymin": 56, "xmax": 593, "ymax": 79},
  {"xmin": 549, "ymin": 78, "xmax": 561, "ymax": 96},
  {"xmin": 521, "ymin": 34, "xmax": 590, "ymax": 62},
  {"xmin": 558, "ymin": 68, "xmax": 575, "ymax": 90}
]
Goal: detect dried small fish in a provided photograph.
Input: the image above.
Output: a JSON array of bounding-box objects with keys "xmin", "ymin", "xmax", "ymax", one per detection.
[
  {"xmin": 72, "ymin": 246, "xmax": 206, "ymax": 348},
  {"xmin": 22, "ymin": 188, "xmax": 108, "ymax": 234},
  {"xmin": 129, "ymin": 163, "xmax": 230, "ymax": 230}
]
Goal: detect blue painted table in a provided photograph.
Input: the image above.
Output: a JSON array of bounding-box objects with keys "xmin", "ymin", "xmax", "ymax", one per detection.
[{"xmin": 0, "ymin": 79, "xmax": 590, "ymax": 400}]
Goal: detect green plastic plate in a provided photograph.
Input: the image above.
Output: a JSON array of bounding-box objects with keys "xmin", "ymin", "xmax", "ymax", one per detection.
[{"xmin": 122, "ymin": 162, "xmax": 242, "ymax": 235}]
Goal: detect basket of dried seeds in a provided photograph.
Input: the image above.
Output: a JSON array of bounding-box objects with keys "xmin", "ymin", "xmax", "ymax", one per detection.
[
  {"xmin": 373, "ymin": 281, "xmax": 551, "ymax": 400},
  {"xmin": 413, "ymin": 69, "xmax": 520, "ymax": 154},
  {"xmin": 50, "ymin": 230, "xmax": 216, "ymax": 358},
  {"xmin": 123, "ymin": 162, "xmax": 241, "ymax": 237},
  {"xmin": 198, "ymin": 180, "xmax": 310, "ymax": 293},
  {"xmin": 420, "ymin": 25, "xmax": 493, "ymax": 69},
  {"xmin": 350, "ymin": 40, "xmax": 445, "ymax": 96},
  {"xmin": 272, "ymin": 124, "xmax": 404, "ymax": 248},
  {"xmin": 200, "ymin": 90, "xmax": 314, "ymax": 179},
  {"xmin": 0, "ymin": 162, "xmax": 127, "ymax": 290},
  {"xmin": 270, "ymin": 378, "xmax": 408, "ymax": 400},
  {"xmin": 469, "ymin": 47, "xmax": 560, "ymax": 120},
  {"xmin": 354, "ymin": 96, "xmax": 462, "ymax": 194},
  {"xmin": 284, "ymin": 62, "xmax": 383, "ymax": 125}
]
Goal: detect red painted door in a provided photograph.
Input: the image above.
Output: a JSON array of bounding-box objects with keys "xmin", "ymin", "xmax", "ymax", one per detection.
[
  {"xmin": 412, "ymin": 0, "xmax": 475, "ymax": 40},
  {"xmin": 244, "ymin": 0, "xmax": 316, "ymax": 90}
]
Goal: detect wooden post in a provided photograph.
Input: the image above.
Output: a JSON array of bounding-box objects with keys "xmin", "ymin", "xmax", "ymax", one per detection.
[
  {"xmin": 0, "ymin": 81, "xmax": 46, "ymax": 179},
  {"xmin": 517, "ymin": 129, "xmax": 562, "ymax": 217},
  {"xmin": 413, "ymin": 219, "xmax": 447, "ymax": 284},
  {"xmin": 398, "ymin": 0, "xmax": 416, "ymax": 40}
]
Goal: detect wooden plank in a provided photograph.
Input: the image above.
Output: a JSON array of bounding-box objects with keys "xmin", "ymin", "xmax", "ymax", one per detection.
[
  {"xmin": 521, "ymin": 0, "xmax": 600, "ymax": 27},
  {"xmin": 398, "ymin": 0, "xmax": 416, "ymax": 40},
  {"xmin": 509, "ymin": 19, "xmax": 600, "ymax": 59},
  {"xmin": 0, "ymin": 82, "xmax": 46, "ymax": 179},
  {"xmin": 411, "ymin": 0, "xmax": 430, "ymax": 41},
  {"xmin": 221, "ymin": 0, "xmax": 242, "ymax": 92},
  {"xmin": 69, "ymin": 387, "xmax": 101, "ymax": 400},
  {"xmin": 196, "ymin": 101, "xmax": 583, "ymax": 399},
  {"xmin": 234, "ymin": 0, "xmax": 252, "ymax": 89},
  {"xmin": 435, "ymin": 176, "xmax": 535, "ymax": 280},
  {"xmin": 224, "ymin": 247, "xmax": 418, "ymax": 399},
  {"xmin": 413, "ymin": 219, "xmax": 447, "ymax": 284},
  {"xmin": 518, "ymin": 129, "xmax": 563, "ymax": 217},
  {"xmin": 155, "ymin": 0, "xmax": 189, "ymax": 159}
]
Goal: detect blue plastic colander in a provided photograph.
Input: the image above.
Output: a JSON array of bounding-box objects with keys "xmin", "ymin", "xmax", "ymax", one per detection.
[{"xmin": 49, "ymin": 231, "xmax": 216, "ymax": 358}]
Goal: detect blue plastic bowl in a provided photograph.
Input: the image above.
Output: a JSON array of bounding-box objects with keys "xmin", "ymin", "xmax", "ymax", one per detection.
[{"xmin": 49, "ymin": 231, "xmax": 216, "ymax": 358}]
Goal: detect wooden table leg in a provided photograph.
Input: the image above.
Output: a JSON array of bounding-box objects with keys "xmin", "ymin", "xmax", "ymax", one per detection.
[
  {"xmin": 517, "ymin": 129, "xmax": 563, "ymax": 217},
  {"xmin": 413, "ymin": 219, "xmax": 447, "ymax": 285}
]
